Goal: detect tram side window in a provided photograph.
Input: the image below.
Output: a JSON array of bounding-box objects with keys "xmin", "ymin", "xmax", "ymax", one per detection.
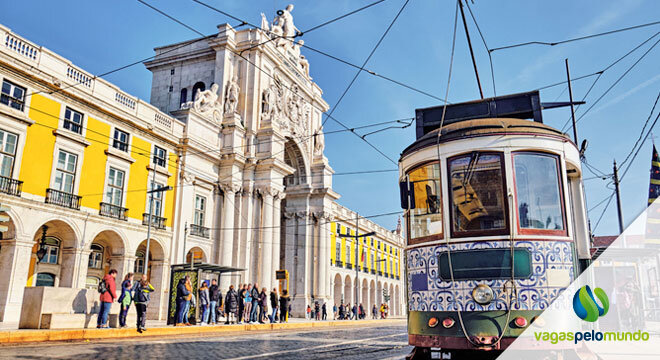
[
  {"xmin": 513, "ymin": 153, "xmax": 565, "ymax": 233},
  {"xmin": 407, "ymin": 162, "xmax": 443, "ymax": 243},
  {"xmin": 448, "ymin": 152, "xmax": 507, "ymax": 235}
]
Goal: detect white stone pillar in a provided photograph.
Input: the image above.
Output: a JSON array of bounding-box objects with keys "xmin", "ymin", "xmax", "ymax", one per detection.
[
  {"xmin": 111, "ymin": 254, "xmax": 136, "ymax": 282},
  {"xmin": 148, "ymin": 260, "xmax": 168, "ymax": 320},
  {"xmin": 0, "ymin": 238, "xmax": 33, "ymax": 322},
  {"xmin": 59, "ymin": 248, "xmax": 88, "ymax": 288},
  {"xmin": 219, "ymin": 183, "xmax": 237, "ymax": 291},
  {"xmin": 240, "ymin": 184, "xmax": 254, "ymax": 281},
  {"xmin": 232, "ymin": 191, "xmax": 242, "ymax": 268},
  {"xmin": 259, "ymin": 187, "xmax": 274, "ymax": 292},
  {"xmin": 316, "ymin": 213, "xmax": 330, "ymax": 301},
  {"xmin": 270, "ymin": 193, "xmax": 282, "ymax": 286}
]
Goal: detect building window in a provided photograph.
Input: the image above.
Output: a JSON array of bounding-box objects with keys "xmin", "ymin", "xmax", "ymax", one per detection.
[
  {"xmin": 54, "ymin": 150, "xmax": 77, "ymax": 193},
  {"xmin": 170, "ymin": 68, "xmax": 175, "ymax": 75},
  {"xmin": 63, "ymin": 107, "xmax": 84, "ymax": 134},
  {"xmin": 345, "ymin": 241, "xmax": 351, "ymax": 265},
  {"xmin": 134, "ymin": 251, "xmax": 145, "ymax": 274},
  {"xmin": 371, "ymin": 251, "xmax": 375, "ymax": 270},
  {"xmin": 85, "ymin": 276, "xmax": 100, "ymax": 290},
  {"xmin": 152, "ymin": 146, "xmax": 166, "ymax": 167},
  {"xmin": 0, "ymin": 129, "xmax": 18, "ymax": 178},
  {"xmin": 335, "ymin": 240, "xmax": 341, "ymax": 263},
  {"xmin": 88, "ymin": 244, "xmax": 104, "ymax": 269},
  {"xmin": 105, "ymin": 167, "xmax": 125, "ymax": 206},
  {"xmin": 168, "ymin": 86, "xmax": 173, "ymax": 92},
  {"xmin": 180, "ymin": 88, "xmax": 188, "ymax": 107},
  {"xmin": 194, "ymin": 195, "xmax": 206, "ymax": 226},
  {"xmin": 35, "ymin": 273, "xmax": 56, "ymax": 287},
  {"xmin": 0, "ymin": 80, "xmax": 26, "ymax": 111},
  {"xmin": 112, "ymin": 129, "xmax": 129, "ymax": 152},
  {"xmin": 192, "ymin": 82, "xmax": 205, "ymax": 97},
  {"xmin": 41, "ymin": 237, "xmax": 60, "ymax": 264},
  {"xmin": 148, "ymin": 182, "xmax": 164, "ymax": 216}
]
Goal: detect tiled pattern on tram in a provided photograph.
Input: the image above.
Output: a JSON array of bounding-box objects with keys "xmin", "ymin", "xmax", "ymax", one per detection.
[{"xmin": 407, "ymin": 240, "xmax": 575, "ymax": 311}]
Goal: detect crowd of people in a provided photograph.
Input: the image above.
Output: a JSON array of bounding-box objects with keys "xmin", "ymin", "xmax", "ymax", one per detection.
[{"xmin": 95, "ymin": 270, "xmax": 390, "ymax": 332}]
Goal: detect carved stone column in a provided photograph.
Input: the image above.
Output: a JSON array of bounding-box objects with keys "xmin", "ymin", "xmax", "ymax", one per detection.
[
  {"xmin": 315, "ymin": 212, "xmax": 331, "ymax": 302},
  {"xmin": 59, "ymin": 248, "xmax": 90, "ymax": 288},
  {"xmin": 219, "ymin": 182, "xmax": 240, "ymax": 291},
  {"xmin": 0, "ymin": 238, "xmax": 33, "ymax": 322},
  {"xmin": 270, "ymin": 191, "xmax": 283, "ymax": 286},
  {"xmin": 239, "ymin": 184, "xmax": 254, "ymax": 280},
  {"xmin": 291, "ymin": 210, "xmax": 311, "ymax": 316},
  {"xmin": 257, "ymin": 186, "xmax": 274, "ymax": 292},
  {"xmin": 148, "ymin": 259, "xmax": 168, "ymax": 320}
]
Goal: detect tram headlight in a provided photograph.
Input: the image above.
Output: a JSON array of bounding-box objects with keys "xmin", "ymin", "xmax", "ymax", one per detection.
[{"xmin": 472, "ymin": 284, "xmax": 494, "ymax": 305}]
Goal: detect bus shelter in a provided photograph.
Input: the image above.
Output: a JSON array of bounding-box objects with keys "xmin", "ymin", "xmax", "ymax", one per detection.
[{"xmin": 167, "ymin": 263, "xmax": 244, "ymax": 325}]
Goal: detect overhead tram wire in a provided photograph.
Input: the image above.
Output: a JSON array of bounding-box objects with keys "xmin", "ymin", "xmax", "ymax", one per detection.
[
  {"xmin": 591, "ymin": 191, "xmax": 616, "ymax": 233},
  {"xmin": 564, "ymin": 34, "xmax": 660, "ymax": 134},
  {"xmin": 139, "ymin": 0, "xmax": 400, "ymax": 166},
  {"xmin": 237, "ymin": 0, "xmax": 388, "ymax": 55},
  {"xmin": 192, "ymin": 0, "xmax": 447, "ymax": 104},
  {"xmin": 489, "ymin": 19, "xmax": 660, "ymax": 52},
  {"xmin": 463, "ymin": 0, "xmax": 496, "ymax": 97},
  {"xmin": 621, "ymin": 110, "xmax": 660, "ymax": 181},
  {"xmin": 620, "ymin": 91, "xmax": 660, "ymax": 168}
]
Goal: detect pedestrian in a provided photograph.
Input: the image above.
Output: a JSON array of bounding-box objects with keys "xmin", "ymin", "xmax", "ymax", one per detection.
[
  {"xmin": 209, "ymin": 279, "xmax": 220, "ymax": 325},
  {"xmin": 306, "ymin": 305, "xmax": 311, "ymax": 320},
  {"xmin": 333, "ymin": 303, "xmax": 337, "ymax": 320},
  {"xmin": 238, "ymin": 284, "xmax": 247, "ymax": 323},
  {"xmin": 372, "ymin": 304, "xmax": 378, "ymax": 319},
  {"xmin": 338, "ymin": 302, "xmax": 345, "ymax": 320},
  {"xmin": 225, "ymin": 285, "xmax": 239, "ymax": 324},
  {"xmin": 183, "ymin": 277, "xmax": 194, "ymax": 325},
  {"xmin": 117, "ymin": 272, "xmax": 133, "ymax": 328},
  {"xmin": 314, "ymin": 301, "xmax": 320, "ymax": 321},
  {"xmin": 352, "ymin": 304, "xmax": 357, "ymax": 320},
  {"xmin": 322, "ymin": 302, "xmax": 327, "ymax": 320},
  {"xmin": 175, "ymin": 276, "xmax": 190, "ymax": 326},
  {"xmin": 199, "ymin": 280, "xmax": 210, "ymax": 325},
  {"xmin": 96, "ymin": 269, "xmax": 117, "ymax": 328},
  {"xmin": 269, "ymin": 288, "xmax": 279, "ymax": 323},
  {"xmin": 380, "ymin": 304, "xmax": 385, "ymax": 319},
  {"xmin": 279, "ymin": 290, "xmax": 290, "ymax": 323},
  {"xmin": 359, "ymin": 303, "xmax": 365, "ymax": 319},
  {"xmin": 133, "ymin": 275, "xmax": 154, "ymax": 333},
  {"xmin": 250, "ymin": 283, "xmax": 260, "ymax": 323},
  {"xmin": 244, "ymin": 284, "xmax": 252, "ymax": 324},
  {"xmin": 259, "ymin": 287, "xmax": 268, "ymax": 324}
]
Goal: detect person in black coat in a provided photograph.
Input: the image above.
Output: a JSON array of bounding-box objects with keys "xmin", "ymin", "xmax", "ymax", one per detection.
[
  {"xmin": 224, "ymin": 285, "xmax": 239, "ymax": 324},
  {"xmin": 279, "ymin": 290, "xmax": 290, "ymax": 323},
  {"xmin": 269, "ymin": 288, "xmax": 279, "ymax": 323},
  {"xmin": 322, "ymin": 303, "xmax": 327, "ymax": 320},
  {"xmin": 175, "ymin": 277, "xmax": 190, "ymax": 325},
  {"xmin": 209, "ymin": 279, "xmax": 221, "ymax": 325}
]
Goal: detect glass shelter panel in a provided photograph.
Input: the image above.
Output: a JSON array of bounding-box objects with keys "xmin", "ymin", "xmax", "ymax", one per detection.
[{"xmin": 513, "ymin": 153, "xmax": 565, "ymax": 232}]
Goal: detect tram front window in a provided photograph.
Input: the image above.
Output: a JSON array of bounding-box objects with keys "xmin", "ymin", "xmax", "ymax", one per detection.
[
  {"xmin": 513, "ymin": 152, "xmax": 565, "ymax": 232},
  {"xmin": 449, "ymin": 152, "xmax": 507, "ymax": 235},
  {"xmin": 407, "ymin": 162, "xmax": 443, "ymax": 243}
]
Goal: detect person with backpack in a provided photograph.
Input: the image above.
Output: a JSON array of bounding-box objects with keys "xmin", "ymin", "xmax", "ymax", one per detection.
[
  {"xmin": 199, "ymin": 280, "xmax": 210, "ymax": 325},
  {"xmin": 97, "ymin": 269, "xmax": 117, "ymax": 328},
  {"xmin": 133, "ymin": 275, "xmax": 154, "ymax": 333},
  {"xmin": 209, "ymin": 279, "xmax": 220, "ymax": 325},
  {"xmin": 117, "ymin": 273, "xmax": 134, "ymax": 328}
]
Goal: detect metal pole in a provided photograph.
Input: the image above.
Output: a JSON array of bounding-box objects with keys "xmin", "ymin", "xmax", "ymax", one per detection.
[
  {"xmin": 183, "ymin": 221, "xmax": 188, "ymax": 264},
  {"xmin": 354, "ymin": 212, "xmax": 359, "ymax": 320},
  {"xmin": 144, "ymin": 170, "xmax": 156, "ymax": 278},
  {"xmin": 458, "ymin": 0, "xmax": 484, "ymax": 99},
  {"xmin": 565, "ymin": 59, "xmax": 578, "ymax": 145},
  {"xmin": 613, "ymin": 160, "xmax": 625, "ymax": 234}
]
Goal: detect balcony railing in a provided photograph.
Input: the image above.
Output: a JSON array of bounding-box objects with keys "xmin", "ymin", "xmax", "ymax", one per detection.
[
  {"xmin": 190, "ymin": 224, "xmax": 210, "ymax": 238},
  {"xmin": 378, "ymin": 271, "xmax": 383, "ymax": 276},
  {"xmin": 142, "ymin": 213, "xmax": 166, "ymax": 229},
  {"xmin": 99, "ymin": 202, "xmax": 128, "ymax": 221},
  {"xmin": 45, "ymin": 188, "xmax": 81, "ymax": 210},
  {"xmin": 370, "ymin": 269, "xmax": 376, "ymax": 275},
  {"xmin": 0, "ymin": 176, "xmax": 22, "ymax": 196},
  {"xmin": 396, "ymin": 275, "xmax": 400, "ymax": 280},
  {"xmin": 345, "ymin": 263, "xmax": 353, "ymax": 270},
  {"xmin": 335, "ymin": 260, "xmax": 343, "ymax": 267}
]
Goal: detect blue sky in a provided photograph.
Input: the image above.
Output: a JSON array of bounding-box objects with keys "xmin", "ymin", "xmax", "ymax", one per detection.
[{"xmin": 3, "ymin": 0, "xmax": 659, "ymax": 236}]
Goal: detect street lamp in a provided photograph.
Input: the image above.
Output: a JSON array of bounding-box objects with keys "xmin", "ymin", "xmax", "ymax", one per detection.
[
  {"xmin": 36, "ymin": 225, "xmax": 48, "ymax": 263},
  {"xmin": 144, "ymin": 170, "xmax": 172, "ymax": 276}
]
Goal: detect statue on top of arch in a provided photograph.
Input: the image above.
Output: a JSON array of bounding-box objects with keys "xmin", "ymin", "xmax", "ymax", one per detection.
[{"xmin": 181, "ymin": 83, "xmax": 224, "ymax": 123}]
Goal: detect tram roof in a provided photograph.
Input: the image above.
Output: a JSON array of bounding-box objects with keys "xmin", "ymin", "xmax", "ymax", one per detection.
[
  {"xmin": 400, "ymin": 117, "xmax": 571, "ymax": 158},
  {"xmin": 414, "ymin": 90, "xmax": 581, "ymax": 139}
]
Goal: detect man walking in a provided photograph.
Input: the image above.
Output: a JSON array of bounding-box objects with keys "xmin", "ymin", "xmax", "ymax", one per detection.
[
  {"xmin": 269, "ymin": 288, "xmax": 279, "ymax": 323},
  {"xmin": 333, "ymin": 303, "xmax": 338, "ymax": 320},
  {"xmin": 322, "ymin": 302, "xmax": 327, "ymax": 320},
  {"xmin": 209, "ymin": 279, "xmax": 220, "ymax": 325},
  {"xmin": 97, "ymin": 269, "xmax": 117, "ymax": 328}
]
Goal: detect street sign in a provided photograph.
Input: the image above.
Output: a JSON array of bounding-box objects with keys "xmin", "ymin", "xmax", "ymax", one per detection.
[{"xmin": 276, "ymin": 270, "xmax": 288, "ymax": 280}]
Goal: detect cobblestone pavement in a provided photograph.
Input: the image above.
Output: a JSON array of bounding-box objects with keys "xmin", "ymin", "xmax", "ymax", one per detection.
[{"xmin": 0, "ymin": 324, "xmax": 411, "ymax": 360}]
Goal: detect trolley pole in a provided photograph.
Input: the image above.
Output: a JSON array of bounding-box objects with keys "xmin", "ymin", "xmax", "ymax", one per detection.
[
  {"xmin": 613, "ymin": 160, "xmax": 625, "ymax": 234},
  {"xmin": 565, "ymin": 59, "xmax": 579, "ymax": 145},
  {"xmin": 338, "ymin": 213, "xmax": 375, "ymax": 321},
  {"xmin": 458, "ymin": 0, "xmax": 484, "ymax": 99}
]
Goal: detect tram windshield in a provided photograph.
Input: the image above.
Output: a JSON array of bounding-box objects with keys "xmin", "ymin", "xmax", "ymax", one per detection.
[
  {"xmin": 449, "ymin": 152, "xmax": 507, "ymax": 235},
  {"xmin": 513, "ymin": 152, "xmax": 565, "ymax": 232},
  {"xmin": 407, "ymin": 162, "xmax": 443, "ymax": 242}
]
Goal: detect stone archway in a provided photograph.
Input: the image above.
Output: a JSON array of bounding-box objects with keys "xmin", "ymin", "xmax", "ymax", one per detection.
[
  {"xmin": 135, "ymin": 238, "xmax": 167, "ymax": 320},
  {"xmin": 361, "ymin": 278, "xmax": 368, "ymax": 311},
  {"xmin": 28, "ymin": 220, "xmax": 78, "ymax": 288},
  {"xmin": 395, "ymin": 284, "xmax": 401, "ymax": 316},
  {"xmin": 369, "ymin": 279, "xmax": 376, "ymax": 317},
  {"xmin": 283, "ymin": 138, "xmax": 307, "ymax": 187},
  {"xmin": 389, "ymin": 283, "xmax": 394, "ymax": 316},
  {"xmin": 85, "ymin": 230, "xmax": 128, "ymax": 290},
  {"xmin": 186, "ymin": 246, "xmax": 207, "ymax": 264},
  {"xmin": 333, "ymin": 273, "xmax": 342, "ymax": 308},
  {"xmin": 343, "ymin": 275, "xmax": 352, "ymax": 306},
  {"xmin": 377, "ymin": 281, "xmax": 382, "ymax": 308},
  {"xmin": 0, "ymin": 211, "xmax": 30, "ymax": 322}
]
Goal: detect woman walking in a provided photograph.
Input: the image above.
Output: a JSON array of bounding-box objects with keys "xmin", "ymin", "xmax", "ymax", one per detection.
[
  {"xmin": 117, "ymin": 273, "xmax": 133, "ymax": 328},
  {"xmin": 133, "ymin": 275, "xmax": 154, "ymax": 333},
  {"xmin": 199, "ymin": 281, "xmax": 210, "ymax": 325}
]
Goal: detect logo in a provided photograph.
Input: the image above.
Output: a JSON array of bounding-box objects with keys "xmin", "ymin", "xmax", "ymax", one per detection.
[{"xmin": 572, "ymin": 285, "xmax": 609, "ymax": 322}]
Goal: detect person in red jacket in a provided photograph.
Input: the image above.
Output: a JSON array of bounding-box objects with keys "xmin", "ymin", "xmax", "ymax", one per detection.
[{"xmin": 97, "ymin": 269, "xmax": 118, "ymax": 328}]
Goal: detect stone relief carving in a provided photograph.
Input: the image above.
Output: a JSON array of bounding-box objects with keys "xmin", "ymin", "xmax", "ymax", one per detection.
[
  {"xmin": 224, "ymin": 75, "xmax": 240, "ymax": 115},
  {"xmin": 299, "ymin": 55, "xmax": 310, "ymax": 78},
  {"xmin": 219, "ymin": 181, "xmax": 242, "ymax": 194},
  {"xmin": 313, "ymin": 128, "xmax": 325, "ymax": 157},
  {"xmin": 193, "ymin": 83, "xmax": 220, "ymax": 113},
  {"xmin": 270, "ymin": 4, "xmax": 298, "ymax": 48},
  {"xmin": 260, "ymin": 13, "xmax": 269, "ymax": 32}
]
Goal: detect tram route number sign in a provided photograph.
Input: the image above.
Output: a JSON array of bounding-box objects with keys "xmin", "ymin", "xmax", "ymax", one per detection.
[{"xmin": 276, "ymin": 270, "xmax": 288, "ymax": 280}]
